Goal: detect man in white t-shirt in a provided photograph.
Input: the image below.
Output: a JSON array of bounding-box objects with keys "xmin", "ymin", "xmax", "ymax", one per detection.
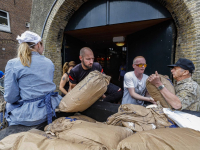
[{"xmin": 122, "ymin": 56, "xmax": 155, "ymax": 105}]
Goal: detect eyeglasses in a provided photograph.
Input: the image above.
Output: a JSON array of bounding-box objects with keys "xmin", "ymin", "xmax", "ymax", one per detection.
[{"xmin": 135, "ymin": 64, "xmax": 147, "ymax": 68}]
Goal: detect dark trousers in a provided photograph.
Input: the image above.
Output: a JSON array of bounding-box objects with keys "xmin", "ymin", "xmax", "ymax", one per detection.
[
  {"xmin": 103, "ymin": 90, "xmax": 123, "ymax": 103},
  {"xmin": 120, "ymin": 76, "xmax": 124, "ymax": 90}
]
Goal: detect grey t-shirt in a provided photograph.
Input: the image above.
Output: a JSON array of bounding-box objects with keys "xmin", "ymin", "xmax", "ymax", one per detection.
[{"xmin": 122, "ymin": 71, "xmax": 148, "ymax": 105}]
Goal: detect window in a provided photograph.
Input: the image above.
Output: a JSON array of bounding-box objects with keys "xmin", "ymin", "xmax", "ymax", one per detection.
[{"xmin": 0, "ymin": 9, "xmax": 10, "ymax": 32}]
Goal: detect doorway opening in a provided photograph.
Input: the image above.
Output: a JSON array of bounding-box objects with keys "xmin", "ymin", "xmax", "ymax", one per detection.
[{"xmin": 62, "ymin": 18, "xmax": 175, "ymax": 89}]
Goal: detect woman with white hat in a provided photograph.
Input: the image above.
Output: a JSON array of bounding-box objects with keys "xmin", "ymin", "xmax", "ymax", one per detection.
[{"xmin": 3, "ymin": 31, "xmax": 62, "ymax": 126}]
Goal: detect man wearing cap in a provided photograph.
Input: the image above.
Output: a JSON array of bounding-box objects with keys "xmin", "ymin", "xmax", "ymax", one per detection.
[{"xmin": 148, "ymin": 58, "xmax": 200, "ymax": 111}]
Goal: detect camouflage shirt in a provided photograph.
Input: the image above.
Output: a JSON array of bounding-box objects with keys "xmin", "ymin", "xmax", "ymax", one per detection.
[{"xmin": 175, "ymin": 77, "xmax": 200, "ymax": 111}]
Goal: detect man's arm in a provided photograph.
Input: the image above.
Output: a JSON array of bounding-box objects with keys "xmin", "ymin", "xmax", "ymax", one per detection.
[
  {"xmin": 124, "ymin": 73, "xmax": 155, "ymax": 104},
  {"xmin": 128, "ymin": 88, "xmax": 155, "ymax": 104},
  {"xmin": 148, "ymin": 71, "xmax": 182, "ymax": 109}
]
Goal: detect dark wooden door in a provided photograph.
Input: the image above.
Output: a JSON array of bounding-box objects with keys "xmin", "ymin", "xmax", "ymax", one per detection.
[{"xmin": 127, "ymin": 20, "xmax": 176, "ymax": 77}]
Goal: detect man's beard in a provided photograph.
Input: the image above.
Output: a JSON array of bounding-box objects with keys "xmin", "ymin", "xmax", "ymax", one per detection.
[{"xmin": 82, "ymin": 60, "xmax": 93, "ymax": 69}]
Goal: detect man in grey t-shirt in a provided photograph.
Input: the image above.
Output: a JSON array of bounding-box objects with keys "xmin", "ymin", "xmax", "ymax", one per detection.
[{"xmin": 122, "ymin": 56, "xmax": 155, "ymax": 105}]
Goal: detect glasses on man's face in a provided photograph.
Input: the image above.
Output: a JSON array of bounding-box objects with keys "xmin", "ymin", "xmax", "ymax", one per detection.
[{"xmin": 135, "ymin": 64, "xmax": 147, "ymax": 68}]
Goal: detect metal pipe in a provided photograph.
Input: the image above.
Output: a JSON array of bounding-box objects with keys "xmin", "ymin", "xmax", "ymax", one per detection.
[
  {"xmin": 40, "ymin": 0, "xmax": 58, "ymax": 38},
  {"xmin": 106, "ymin": 0, "xmax": 110, "ymax": 25}
]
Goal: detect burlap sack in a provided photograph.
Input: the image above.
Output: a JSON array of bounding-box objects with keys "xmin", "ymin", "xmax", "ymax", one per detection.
[
  {"xmin": 117, "ymin": 128, "xmax": 200, "ymax": 150},
  {"xmin": 122, "ymin": 122, "xmax": 156, "ymax": 131},
  {"xmin": 107, "ymin": 104, "xmax": 172, "ymax": 132},
  {"xmin": 68, "ymin": 113, "xmax": 96, "ymax": 123},
  {"xmin": 107, "ymin": 104, "xmax": 155, "ymax": 127},
  {"xmin": 146, "ymin": 74, "xmax": 175, "ymax": 108},
  {"xmin": 150, "ymin": 103, "xmax": 173, "ymax": 128},
  {"xmin": 45, "ymin": 117, "xmax": 133, "ymax": 150},
  {"xmin": 0, "ymin": 129, "xmax": 105, "ymax": 150},
  {"xmin": 59, "ymin": 70, "xmax": 111, "ymax": 112}
]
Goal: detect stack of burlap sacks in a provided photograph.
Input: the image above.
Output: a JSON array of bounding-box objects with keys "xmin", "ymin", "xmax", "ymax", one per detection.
[
  {"xmin": 1, "ymin": 114, "xmax": 200, "ymax": 150},
  {"xmin": 106, "ymin": 103, "xmax": 172, "ymax": 132},
  {"xmin": 0, "ymin": 71, "xmax": 134, "ymax": 150},
  {"xmin": 0, "ymin": 115, "xmax": 133, "ymax": 150},
  {"xmin": 1, "ymin": 72, "xmax": 200, "ymax": 150}
]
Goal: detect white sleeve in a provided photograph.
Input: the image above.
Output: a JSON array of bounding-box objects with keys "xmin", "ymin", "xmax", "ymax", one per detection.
[
  {"xmin": 144, "ymin": 74, "xmax": 149, "ymax": 83},
  {"xmin": 124, "ymin": 73, "xmax": 135, "ymax": 88}
]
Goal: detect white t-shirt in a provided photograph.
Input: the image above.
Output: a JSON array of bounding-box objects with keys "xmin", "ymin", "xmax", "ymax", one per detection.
[{"xmin": 122, "ymin": 71, "xmax": 148, "ymax": 105}]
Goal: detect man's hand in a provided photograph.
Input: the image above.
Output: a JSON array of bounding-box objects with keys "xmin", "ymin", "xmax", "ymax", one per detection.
[
  {"xmin": 102, "ymin": 94, "xmax": 106, "ymax": 99},
  {"xmin": 149, "ymin": 97, "xmax": 156, "ymax": 104},
  {"xmin": 148, "ymin": 71, "xmax": 163, "ymax": 88}
]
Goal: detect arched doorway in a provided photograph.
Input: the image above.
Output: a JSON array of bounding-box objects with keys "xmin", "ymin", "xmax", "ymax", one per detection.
[
  {"xmin": 39, "ymin": 0, "xmax": 198, "ymax": 87},
  {"xmin": 62, "ymin": 0, "xmax": 175, "ymax": 87}
]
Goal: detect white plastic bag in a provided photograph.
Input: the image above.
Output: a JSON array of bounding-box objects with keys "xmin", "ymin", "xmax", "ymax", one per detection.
[{"xmin": 163, "ymin": 108, "xmax": 200, "ymax": 131}]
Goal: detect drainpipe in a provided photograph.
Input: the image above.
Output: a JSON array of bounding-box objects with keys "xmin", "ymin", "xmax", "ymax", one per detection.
[{"xmin": 40, "ymin": 0, "xmax": 58, "ymax": 38}]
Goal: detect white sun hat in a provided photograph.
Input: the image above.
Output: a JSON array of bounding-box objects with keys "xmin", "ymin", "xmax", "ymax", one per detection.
[{"xmin": 16, "ymin": 31, "xmax": 41, "ymax": 46}]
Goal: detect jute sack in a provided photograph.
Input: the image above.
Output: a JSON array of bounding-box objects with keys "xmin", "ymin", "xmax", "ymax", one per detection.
[
  {"xmin": 68, "ymin": 113, "xmax": 96, "ymax": 123},
  {"xmin": 0, "ymin": 129, "xmax": 105, "ymax": 150},
  {"xmin": 44, "ymin": 117, "xmax": 133, "ymax": 150},
  {"xmin": 146, "ymin": 75, "xmax": 175, "ymax": 108},
  {"xmin": 107, "ymin": 104, "xmax": 155, "ymax": 127},
  {"xmin": 59, "ymin": 70, "xmax": 111, "ymax": 112},
  {"xmin": 107, "ymin": 104, "xmax": 172, "ymax": 132},
  {"xmin": 117, "ymin": 128, "xmax": 200, "ymax": 150}
]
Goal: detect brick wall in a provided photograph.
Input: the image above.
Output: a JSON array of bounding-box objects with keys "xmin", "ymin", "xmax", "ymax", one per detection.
[
  {"xmin": 156, "ymin": 0, "xmax": 200, "ymax": 83},
  {"xmin": 30, "ymin": 0, "xmax": 55, "ymax": 35},
  {"xmin": 30, "ymin": 0, "xmax": 200, "ymax": 87},
  {"xmin": 0, "ymin": 0, "xmax": 32, "ymax": 72}
]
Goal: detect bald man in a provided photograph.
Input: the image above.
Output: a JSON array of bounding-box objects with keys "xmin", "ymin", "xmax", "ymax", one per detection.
[
  {"xmin": 122, "ymin": 56, "xmax": 155, "ymax": 105},
  {"xmin": 68, "ymin": 47, "xmax": 103, "ymax": 90},
  {"xmin": 68, "ymin": 47, "xmax": 123, "ymax": 103}
]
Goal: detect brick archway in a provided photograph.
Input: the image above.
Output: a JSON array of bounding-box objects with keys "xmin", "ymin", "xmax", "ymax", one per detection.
[{"xmin": 42, "ymin": 0, "xmax": 200, "ymax": 86}]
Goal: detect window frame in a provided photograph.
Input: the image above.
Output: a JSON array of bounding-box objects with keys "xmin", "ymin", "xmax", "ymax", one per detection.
[{"xmin": 0, "ymin": 9, "xmax": 11, "ymax": 32}]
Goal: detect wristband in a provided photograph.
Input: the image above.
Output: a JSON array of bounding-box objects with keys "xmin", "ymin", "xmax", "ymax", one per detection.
[{"xmin": 158, "ymin": 85, "xmax": 165, "ymax": 90}]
